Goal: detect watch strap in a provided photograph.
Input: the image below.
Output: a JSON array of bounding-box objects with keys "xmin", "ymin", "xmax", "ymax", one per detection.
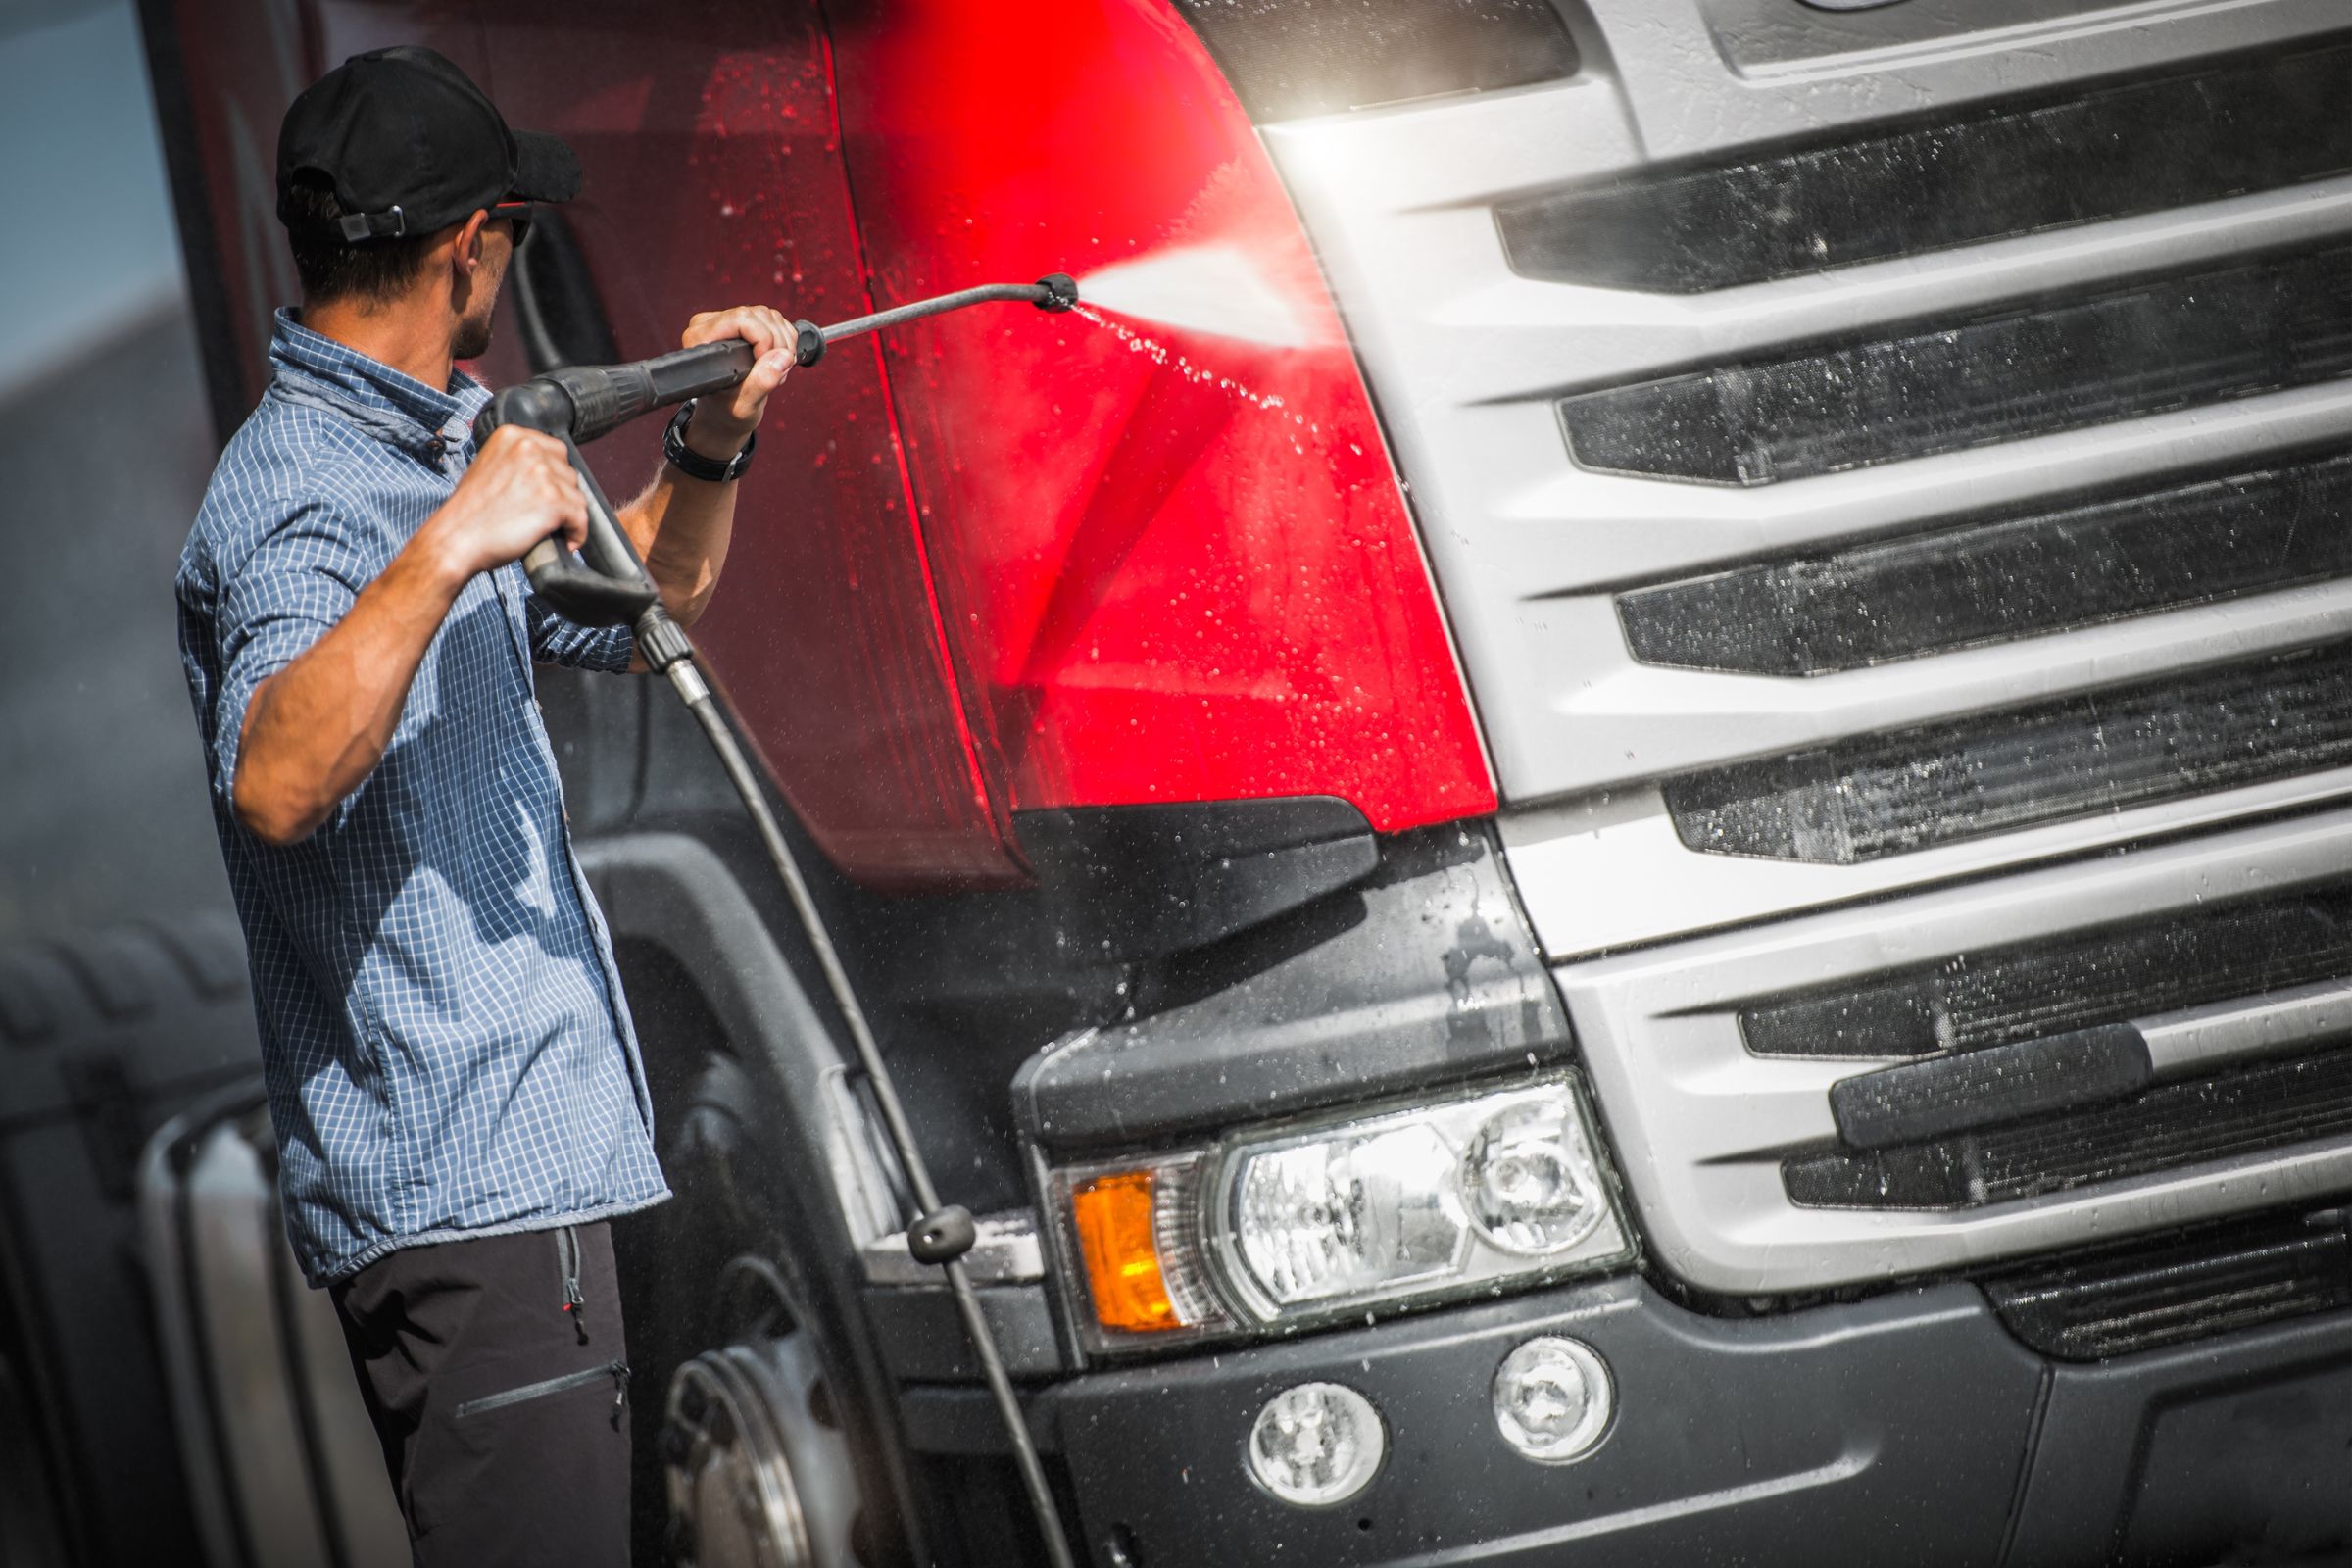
[{"xmin": 663, "ymin": 400, "xmax": 755, "ymax": 483}]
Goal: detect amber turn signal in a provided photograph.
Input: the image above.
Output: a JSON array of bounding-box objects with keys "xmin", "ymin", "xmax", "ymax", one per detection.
[{"xmin": 1070, "ymin": 1169, "xmax": 1180, "ymax": 1333}]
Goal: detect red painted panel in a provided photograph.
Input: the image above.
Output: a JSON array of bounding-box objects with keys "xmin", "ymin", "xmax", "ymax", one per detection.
[
  {"xmin": 156, "ymin": 0, "xmax": 321, "ymax": 410},
  {"xmin": 164, "ymin": 0, "xmax": 1494, "ymax": 887},
  {"xmin": 160, "ymin": 1, "xmax": 1017, "ymax": 886},
  {"xmin": 463, "ymin": 4, "xmax": 1024, "ymax": 885},
  {"xmin": 823, "ymin": 0, "xmax": 1495, "ymax": 831}
]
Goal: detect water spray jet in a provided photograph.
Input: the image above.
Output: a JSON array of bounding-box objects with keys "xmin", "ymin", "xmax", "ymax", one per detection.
[{"xmin": 1073, "ymin": 242, "xmax": 1324, "ymax": 348}]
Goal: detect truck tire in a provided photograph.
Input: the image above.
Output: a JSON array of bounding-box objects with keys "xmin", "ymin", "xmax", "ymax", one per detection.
[
  {"xmin": 0, "ymin": 1302, "xmax": 72, "ymax": 1567},
  {"xmin": 137, "ymin": 1082, "xmax": 408, "ymax": 1568},
  {"xmin": 601, "ymin": 926, "xmax": 903, "ymax": 1568},
  {"xmin": 0, "ymin": 914, "xmax": 260, "ymax": 1566}
]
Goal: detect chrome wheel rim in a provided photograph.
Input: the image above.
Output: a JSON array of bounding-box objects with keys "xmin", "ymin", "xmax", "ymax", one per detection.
[{"xmin": 664, "ymin": 1334, "xmax": 857, "ymax": 1568}]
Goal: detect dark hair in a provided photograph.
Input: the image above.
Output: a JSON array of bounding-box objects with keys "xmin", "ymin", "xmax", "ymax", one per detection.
[{"xmin": 283, "ymin": 176, "xmax": 434, "ymax": 304}]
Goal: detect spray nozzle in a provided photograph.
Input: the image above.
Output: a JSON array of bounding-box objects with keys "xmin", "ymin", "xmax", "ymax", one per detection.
[
  {"xmin": 792, "ymin": 320, "xmax": 828, "ymax": 367},
  {"xmin": 1034, "ymin": 272, "xmax": 1079, "ymax": 312}
]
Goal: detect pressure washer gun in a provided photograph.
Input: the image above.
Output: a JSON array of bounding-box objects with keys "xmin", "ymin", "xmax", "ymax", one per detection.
[
  {"xmin": 471, "ymin": 273, "xmax": 1077, "ymax": 636},
  {"xmin": 466, "ymin": 271, "xmax": 1083, "ymax": 1568}
]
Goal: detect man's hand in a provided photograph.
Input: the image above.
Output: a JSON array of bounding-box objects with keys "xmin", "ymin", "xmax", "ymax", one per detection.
[
  {"xmin": 677, "ymin": 306, "xmax": 797, "ymax": 463},
  {"xmin": 421, "ymin": 425, "xmax": 589, "ymax": 579}
]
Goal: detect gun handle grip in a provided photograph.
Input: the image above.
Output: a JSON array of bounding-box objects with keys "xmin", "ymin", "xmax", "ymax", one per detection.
[{"xmin": 519, "ymin": 440, "xmax": 660, "ymax": 628}]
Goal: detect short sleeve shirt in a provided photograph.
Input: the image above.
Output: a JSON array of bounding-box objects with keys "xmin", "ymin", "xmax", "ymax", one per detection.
[{"xmin": 177, "ymin": 309, "xmax": 669, "ymax": 1285}]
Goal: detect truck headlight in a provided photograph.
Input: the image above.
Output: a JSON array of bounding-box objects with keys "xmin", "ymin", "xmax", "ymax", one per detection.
[{"xmin": 1048, "ymin": 1077, "xmax": 1632, "ymax": 1352}]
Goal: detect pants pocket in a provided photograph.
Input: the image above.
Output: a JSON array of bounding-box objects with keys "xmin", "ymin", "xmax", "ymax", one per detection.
[{"xmin": 452, "ymin": 1358, "xmax": 630, "ymax": 1423}]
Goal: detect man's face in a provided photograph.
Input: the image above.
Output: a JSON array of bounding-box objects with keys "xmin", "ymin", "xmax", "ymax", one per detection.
[{"xmin": 453, "ymin": 219, "xmax": 517, "ymax": 360}]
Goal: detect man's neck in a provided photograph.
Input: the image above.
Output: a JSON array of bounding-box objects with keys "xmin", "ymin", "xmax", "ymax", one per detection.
[{"xmin": 298, "ymin": 297, "xmax": 456, "ymax": 391}]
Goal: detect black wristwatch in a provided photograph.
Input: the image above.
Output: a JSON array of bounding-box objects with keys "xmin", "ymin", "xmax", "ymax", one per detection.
[{"xmin": 663, "ymin": 400, "xmax": 756, "ymax": 483}]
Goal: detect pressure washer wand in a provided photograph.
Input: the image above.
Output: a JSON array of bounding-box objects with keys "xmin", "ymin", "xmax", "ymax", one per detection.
[
  {"xmin": 472, "ymin": 273, "xmax": 1081, "ymax": 1568},
  {"xmin": 505, "ymin": 272, "xmax": 1076, "ymax": 621},
  {"xmin": 793, "ymin": 274, "xmax": 1078, "ymax": 366},
  {"xmin": 558, "ymin": 275, "xmax": 1080, "ymax": 447}
]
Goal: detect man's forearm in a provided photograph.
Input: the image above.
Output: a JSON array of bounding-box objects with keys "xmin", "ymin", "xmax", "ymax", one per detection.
[
  {"xmin": 232, "ymin": 531, "xmax": 467, "ymax": 845},
  {"xmin": 611, "ymin": 309, "xmax": 793, "ymax": 648},
  {"xmin": 618, "ymin": 408, "xmax": 746, "ymax": 630}
]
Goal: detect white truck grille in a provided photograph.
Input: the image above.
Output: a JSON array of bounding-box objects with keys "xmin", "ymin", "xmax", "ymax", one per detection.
[
  {"xmin": 1261, "ymin": 0, "xmax": 2352, "ymax": 1290},
  {"xmin": 1263, "ymin": 0, "xmax": 2352, "ymax": 956},
  {"xmin": 1551, "ymin": 811, "xmax": 2352, "ymax": 1294}
]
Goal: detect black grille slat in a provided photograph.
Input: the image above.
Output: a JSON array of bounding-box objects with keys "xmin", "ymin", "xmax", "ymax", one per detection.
[
  {"xmin": 1666, "ymin": 641, "xmax": 2352, "ymax": 864},
  {"xmin": 1740, "ymin": 973, "xmax": 1946, "ymax": 1059},
  {"xmin": 1558, "ymin": 245, "xmax": 2352, "ymax": 486},
  {"xmin": 1740, "ymin": 885, "xmax": 2352, "ymax": 1059},
  {"xmin": 1616, "ymin": 451, "xmax": 2352, "ymax": 677},
  {"xmin": 1985, "ymin": 1209, "xmax": 2352, "ymax": 1359},
  {"xmin": 1497, "ymin": 40, "xmax": 2352, "ymax": 294},
  {"xmin": 1828, "ymin": 1024, "xmax": 2152, "ymax": 1150},
  {"xmin": 1939, "ymin": 903, "xmax": 2350, "ymax": 1054},
  {"xmin": 1784, "ymin": 1046, "xmax": 2352, "ymax": 1209}
]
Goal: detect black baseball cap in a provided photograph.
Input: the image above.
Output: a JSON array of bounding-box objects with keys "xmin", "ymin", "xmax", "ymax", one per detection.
[{"xmin": 276, "ymin": 45, "xmax": 579, "ymax": 244}]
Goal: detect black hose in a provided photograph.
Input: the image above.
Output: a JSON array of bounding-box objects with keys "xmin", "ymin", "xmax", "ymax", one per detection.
[
  {"xmin": 665, "ymin": 656, "xmax": 1078, "ymax": 1568},
  {"xmin": 483, "ymin": 281, "xmax": 1087, "ymax": 1564}
]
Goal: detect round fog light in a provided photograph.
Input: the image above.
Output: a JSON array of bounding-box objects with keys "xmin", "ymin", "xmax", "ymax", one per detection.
[
  {"xmin": 1246, "ymin": 1382, "xmax": 1385, "ymax": 1506},
  {"xmin": 1492, "ymin": 1336, "xmax": 1612, "ymax": 1464}
]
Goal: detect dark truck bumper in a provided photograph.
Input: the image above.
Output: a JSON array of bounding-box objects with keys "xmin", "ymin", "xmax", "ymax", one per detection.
[
  {"xmin": 967, "ymin": 821, "xmax": 2352, "ymax": 1562},
  {"xmin": 1040, "ymin": 1275, "xmax": 2352, "ymax": 1568}
]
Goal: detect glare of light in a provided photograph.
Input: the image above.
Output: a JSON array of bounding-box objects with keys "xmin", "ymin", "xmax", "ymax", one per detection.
[{"xmin": 1076, "ymin": 243, "xmax": 1319, "ymax": 348}]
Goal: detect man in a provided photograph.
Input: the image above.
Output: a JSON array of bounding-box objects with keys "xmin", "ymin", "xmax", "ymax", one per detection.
[{"xmin": 175, "ymin": 45, "xmax": 797, "ymax": 1564}]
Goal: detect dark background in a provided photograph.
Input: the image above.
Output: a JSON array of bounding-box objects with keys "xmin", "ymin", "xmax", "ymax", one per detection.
[{"xmin": 0, "ymin": 0, "xmax": 227, "ymax": 942}]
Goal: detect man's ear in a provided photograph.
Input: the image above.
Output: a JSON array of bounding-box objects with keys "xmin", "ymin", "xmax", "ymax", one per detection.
[{"xmin": 453, "ymin": 210, "xmax": 491, "ymax": 275}]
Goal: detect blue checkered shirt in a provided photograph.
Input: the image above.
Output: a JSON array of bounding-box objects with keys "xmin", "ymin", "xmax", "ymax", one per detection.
[{"xmin": 177, "ymin": 310, "xmax": 670, "ymax": 1286}]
